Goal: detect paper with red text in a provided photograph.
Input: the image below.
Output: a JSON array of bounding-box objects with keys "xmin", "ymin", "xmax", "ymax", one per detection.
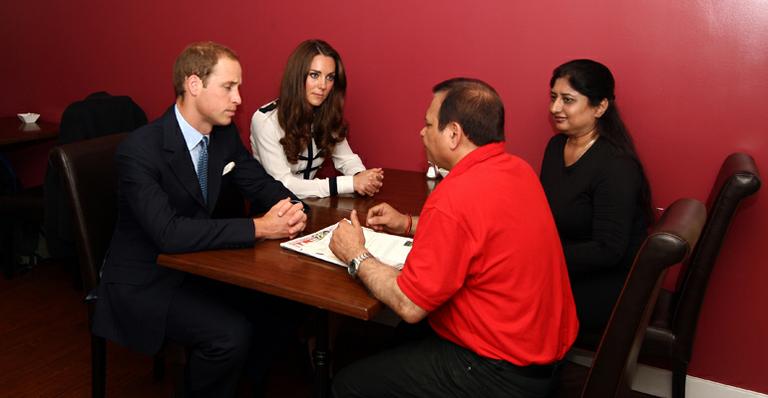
[{"xmin": 280, "ymin": 222, "xmax": 412, "ymax": 270}]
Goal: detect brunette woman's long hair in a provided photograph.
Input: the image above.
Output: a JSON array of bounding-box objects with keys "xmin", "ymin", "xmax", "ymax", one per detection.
[
  {"xmin": 277, "ymin": 39, "xmax": 348, "ymax": 163},
  {"xmin": 551, "ymin": 59, "xmax": 654, "ymax": 225}
]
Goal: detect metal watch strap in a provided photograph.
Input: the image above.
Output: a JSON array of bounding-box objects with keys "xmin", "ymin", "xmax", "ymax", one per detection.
[{"xmin": 348, "ymin": 251, "xmax": 372, "ymax": 276}]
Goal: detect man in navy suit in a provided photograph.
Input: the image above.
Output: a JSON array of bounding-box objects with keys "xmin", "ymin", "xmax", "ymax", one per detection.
[{"xmin": 92, "ymin": 42, "xmax": 307, "ymax": 397}]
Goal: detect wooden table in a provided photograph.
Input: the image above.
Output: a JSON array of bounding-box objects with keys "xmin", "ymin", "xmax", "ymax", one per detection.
[
  {"xmin": 159, "ymin": 169, "xmax": 435, "ymax": 320},
  {"xmin": 0, "ymin": 117, "xmax": 58, "ymax": 148},
  {"xmin": 157, "ymin": 168, "xmax": 436, "ymax": 397},
  {"xmin": 303, "ymin": 169, "xmax": 436, "ymax": 216}
]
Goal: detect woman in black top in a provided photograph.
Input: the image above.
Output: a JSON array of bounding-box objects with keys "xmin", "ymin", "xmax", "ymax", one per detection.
[{"xmin": 540, "ymin": 59, "xmax": 653, "ymax": 345}]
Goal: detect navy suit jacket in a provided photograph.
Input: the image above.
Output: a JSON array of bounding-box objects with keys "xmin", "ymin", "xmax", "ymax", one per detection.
[{"xmin": 92, "ymin": 107, "xmax": 298, "ymax": 354}]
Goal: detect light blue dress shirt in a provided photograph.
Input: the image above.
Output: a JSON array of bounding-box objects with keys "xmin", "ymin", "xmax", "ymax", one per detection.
[{"xmin": 174, "ymin": 105, "xmax": 208, "ymax": 177}]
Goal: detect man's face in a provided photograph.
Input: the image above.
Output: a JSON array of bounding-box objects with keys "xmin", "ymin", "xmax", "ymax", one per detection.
[
  {"xmin": 420, "ymin": 92, "xmax": 450, "ymax": 168},
  {"xmin": 195, "ymin": 57, "xmax": 242, "ymax": 131}
]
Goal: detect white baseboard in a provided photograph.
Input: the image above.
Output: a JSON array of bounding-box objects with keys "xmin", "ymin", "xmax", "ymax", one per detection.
[
  {"xmin": 631, "ymin": 363, "xmax": 671, "ymax": 397},
  {"xmin": 567, "ymin": 351, "xmax": 767, "ymax": 398}
]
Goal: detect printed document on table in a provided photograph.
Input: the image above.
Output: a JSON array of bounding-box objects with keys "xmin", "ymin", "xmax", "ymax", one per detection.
[{"xmin": 280, "ymin": 222, "xmax": 413, "ymax": 270}]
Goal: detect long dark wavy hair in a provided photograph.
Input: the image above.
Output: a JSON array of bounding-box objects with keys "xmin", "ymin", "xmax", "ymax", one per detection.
[
  {"xmin": 277, "ymin": 39, "xmax": 348, "ymax": 163},
  {"xmin": 551, "ymin": 59, "xmax": 654, "ymax": 224}
]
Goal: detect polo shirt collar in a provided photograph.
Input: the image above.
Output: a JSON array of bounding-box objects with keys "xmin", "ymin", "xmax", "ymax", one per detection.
[{"xmin": 447, "ymin": 142, "xmax": 506, "ymax": 178}]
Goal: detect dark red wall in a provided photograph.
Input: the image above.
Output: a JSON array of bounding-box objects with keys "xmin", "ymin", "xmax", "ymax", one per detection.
[{"xmin": 2, "ymin": 0, "xmax": 766, "ymax": 393}]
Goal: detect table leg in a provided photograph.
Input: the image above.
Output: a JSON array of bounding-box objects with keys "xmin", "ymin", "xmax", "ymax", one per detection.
[{"xmin": 313, "ymin": 310, "xmax": 329, "ymax": 398}]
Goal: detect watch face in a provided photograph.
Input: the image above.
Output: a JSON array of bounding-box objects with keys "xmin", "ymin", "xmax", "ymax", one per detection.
[{"xmin": 348, "ymin": 252, "xmax": 369, "ymax": 276}]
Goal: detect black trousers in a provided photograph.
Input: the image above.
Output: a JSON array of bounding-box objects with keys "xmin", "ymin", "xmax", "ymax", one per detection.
[
  {"xmin": 165, "ymin": 275, "xmax": 305, "ymax": 398},
  {"xmin": 331, "ymin": 329, "xmax": 559, "ymax": 398}
]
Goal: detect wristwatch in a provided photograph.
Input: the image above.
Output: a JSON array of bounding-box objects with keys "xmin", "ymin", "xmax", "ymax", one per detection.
[{"xmin": 348, "ymin": 251, "xmax": 373, "ymax": 277}]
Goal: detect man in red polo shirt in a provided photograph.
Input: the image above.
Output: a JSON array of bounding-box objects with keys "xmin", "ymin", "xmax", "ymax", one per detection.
[{"xmin": 329, "ymin": 78, "xmax": 578, "ymax": 398}]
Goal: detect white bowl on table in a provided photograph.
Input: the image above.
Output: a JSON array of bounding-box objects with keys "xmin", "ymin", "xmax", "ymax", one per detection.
[{"xmin": 17, "ymin": 113, "xmax": 40, "ymax": 124}]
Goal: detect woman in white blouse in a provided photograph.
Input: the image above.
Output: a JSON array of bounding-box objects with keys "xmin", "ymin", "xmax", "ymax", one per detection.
[{"xmin": 250, "ymin": 39, "xmax": 383, "ymax": 199}]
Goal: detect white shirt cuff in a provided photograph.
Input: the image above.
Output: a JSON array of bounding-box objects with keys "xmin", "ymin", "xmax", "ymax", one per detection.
[{"xmin": 337, "ymin": 175, "xmax": 355, "ymax": 195}]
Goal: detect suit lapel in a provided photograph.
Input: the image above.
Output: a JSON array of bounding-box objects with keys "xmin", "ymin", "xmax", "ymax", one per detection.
[{"xmin": 161, "ymin": 109, "xmax": 207, "ymax": 210}]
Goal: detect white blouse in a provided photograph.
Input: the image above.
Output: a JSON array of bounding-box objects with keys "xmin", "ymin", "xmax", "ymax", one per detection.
[{"xmin": 250, "ymin": 101, "xmax": 366, "ymax": 199}]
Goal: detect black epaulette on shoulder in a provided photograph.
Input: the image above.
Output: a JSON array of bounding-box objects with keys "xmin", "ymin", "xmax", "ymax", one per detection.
[{"xmin": 259, "ymin": 101, "xmax": 278, "ymax": 113}]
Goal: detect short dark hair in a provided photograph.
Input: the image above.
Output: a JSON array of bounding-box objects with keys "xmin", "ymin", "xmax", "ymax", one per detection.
[
  {"xmin": 173, "ymin": 41, "xmax": 239, "ymax": 98},
  {"xmin": 432, "ymin": 78, "xmax": 505, "ymax": 146}
]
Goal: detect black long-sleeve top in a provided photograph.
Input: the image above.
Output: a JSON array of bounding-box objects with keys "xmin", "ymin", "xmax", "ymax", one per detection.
[{"xmin": 540, "ymin": 134, "xmax": 647, "ymax": 276}]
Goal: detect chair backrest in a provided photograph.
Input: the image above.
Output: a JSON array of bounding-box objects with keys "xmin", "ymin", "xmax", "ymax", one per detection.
[
  {"xmin": 50, "ymin": 133, "xmax": 128, "ymax": 291},
  {"xmin": 44, "ymin": 92, "xmax": 146, "ymax": 258},
  {"xmin": 582, "ymin": 198, "xmax": 706, "ymax": 398},
  {"xmin": 671, "ymin": 152, "xmax": 761, "ymax": 356}
]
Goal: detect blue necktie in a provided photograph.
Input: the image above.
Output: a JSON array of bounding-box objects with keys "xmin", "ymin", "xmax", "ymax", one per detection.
[{"xmin": 197, "ymin": 136, "xmax": 209, "ymax": 204}]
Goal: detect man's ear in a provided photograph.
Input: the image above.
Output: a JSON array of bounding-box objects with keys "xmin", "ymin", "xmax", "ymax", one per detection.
[
  {"xmin": 447, "ymin": 122, "xmax": 462, "ymax": 150},
  {"xmin": 187, "ymin": 75, "xmax": 202, "ymax": 97}
]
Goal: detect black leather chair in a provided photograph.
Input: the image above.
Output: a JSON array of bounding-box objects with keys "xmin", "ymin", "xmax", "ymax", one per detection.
[
  {"xmin": 1, "ymin": 153, "xmax": 44, "ymax": 278},
  {"xmin": 51, "ymin": 133, "xmax": 184, "ymax": 398},
  {"xmin": 0, "ymin": 185, "xmax": 43, "ymax": 277},
  {"xmin": 556, "ymin": 198, "xmax": 707, "ymax": 398},
  {"xmin": 44, "ymin": 92, "xmax": 147, "ymax": 266},
  {"xmin": 640, "ymin": 152, "xmax": 761, "ymax": 398}
]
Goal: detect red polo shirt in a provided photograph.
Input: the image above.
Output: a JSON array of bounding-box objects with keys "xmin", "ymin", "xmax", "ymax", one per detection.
[{"xmin": 397, "ymin": 143, "xmax": 578, "ymax": 366}]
